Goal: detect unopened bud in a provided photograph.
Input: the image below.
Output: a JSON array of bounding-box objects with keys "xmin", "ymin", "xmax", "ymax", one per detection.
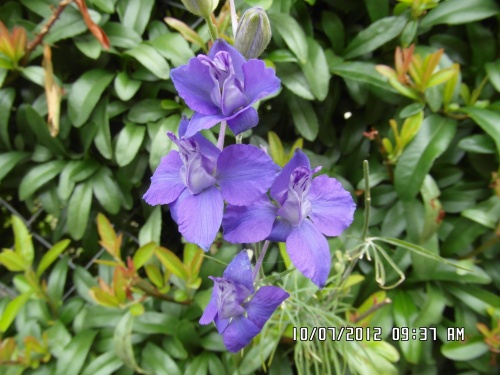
[
  {"xmin": 234, "ymin": 7, "xmax": 271, "ymax": 59},
  {"xmin": 181, "ymin": 0, "xmax": 218, "ymax": 19}
]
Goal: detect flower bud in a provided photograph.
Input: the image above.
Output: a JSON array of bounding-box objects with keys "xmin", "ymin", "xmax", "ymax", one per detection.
[
  {"xmin": 234, "ymin": 7, "xmax": 272, "ymax": 59},
  {"xmin": 180, "ymin": 0, "xmax": 218, "ymax": 19}
]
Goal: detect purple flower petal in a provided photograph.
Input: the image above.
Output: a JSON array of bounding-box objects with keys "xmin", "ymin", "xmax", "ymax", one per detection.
[
  {"xmin": 217, "ymin": 144, "xmax": 279, "ymax": 206},
  {"xmin": 215, "ymin": 313, "xmax": 230, "ymax": 334},
  {"xmin": 169, "ymin": 188, "xmax": 189, "ymax": 224},
  {"xmin": 286, "ymin": 220, "xmax": 331, "ymax": 288},
  {"xmin": 221, "ymin": 316, "xmax": 261, "ymax": 353},
  {"xmin": 270, "ymin": 149, "xmax": 310, "ymax": 203},
  {"xmin": 208, "ymin": 39, "xmax": 246, "ymax": 81},
  {"xmin": 226, "ymin": 106, "xmax": 259, "ymax": 135},
  {"xmin": 246, "ymin": 286, "xmax": 289, "ymax": 329},
  {"xmin": 211, "ymin": 276, "xmax": 247, "ymax": 319},
  {"xmin": 308, "ymin": 175, "xmax": 356, "ymax": 237},
  {"xmin": 267, "ymin": 219, "xmax": 293, "ymax": 242},
  {"xmin": 143, "ymin": 151, "xmax": 185, "ymax": 205},
  {"xmin": 243, "ymin": 60, "xmax": 281, "ymax": 104},
  {"xmin": 223, "ymin": 197, "xmax": 277, "ymax": 243},
  {"xmin": 171, "ymin": 59, "xmax": 219, "ymax": 115},
  {"xmin": 221, "ymin": 76, "xmax": 247, "ymax": 116},
  {"xmin": 184, "ymin": 112, "xmax": 226, "ymax": 138},
  {"xmin": 199, "ymin": 286, "xmax": 218, "ymax": 325},
  {"xmin": 222, "ymin": 251, "xmax": 254, "ymax": 295},
  {"xmin": 174, "ymin": 186, "xmax": 224, "ymax": 251}
]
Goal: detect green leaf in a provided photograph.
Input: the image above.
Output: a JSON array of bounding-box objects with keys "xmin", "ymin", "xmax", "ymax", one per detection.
[
  {"xmin": 115, "ymin": 122, "xmax": 146, "ymax": 167},
  {"xmin": 0, "ymin": 290, "xmax": 33, "ymax": 332},
  {"xmin": 138, "ymin": 207, "xmax": 162, "ymax": 246},
  {"xmin": 0, "ymin": 88, "xmax": 15, "ymax": 149},
  {"xmin": 0, "ymin": 152, "xmax": 29, "ymax": 182},
  {"xmin": 67, "ymin": 181, "xmax": 93, "ymax": 240},
  {"xmin": 461, "ymin": 107, "xmax": 500, "ymax": 156},
  {"xmin": 486, "ymin": 60, "xmax": 500, "ymax": 92},
  {"xmin": 55, "ymin": 330, "xmax": 98, "ymax": 375},
  {"xmin": 461, "ymin": 196, "xmax": 500, "ymax": 229},
  {"xmin": 134, "ymin": 312, "xmax": 179, "ymax": 335},
  {"xmin": 0, "ymin": 250, "xmax": 27, "ymax": 272},
  {"xmin": 114, "ymin": 312, "xmax": 146, "ymax": 373},
  {"xmin": 120, "ymin": 0, "xmax": 154, "ymax": 35},
  {"xmin": 150, "ymin": 33, "xmax": 195, "ymax": 67},
  {"xmin": 392, "ymin": 291, "xmax": 422, "ymax": 364},
  {"xmin": 37, "ymin": 239, "xmax": 70, "ymax": 277},
  {"xmin": 133, "ymin": 242, "xmax": 156, "ymax": 270},
  {"xmin": 277, "ymin": 63, "xmax": 315, "ymax": 100},
  {"xmin": 441, "ymin": 336, "xmax": 489, "ymax": 361},
  {"xmin": 269, "ymin": 13, "xmax": 308, "ymax": 64},
  {"xmin": 394, "ymin": 115, "xmax": 456, "ymax": 201},
  {"xmin": 102, "ymin": 22, "xmax": 142, "ymax": 49},
  {"xmin": 331, "ymin": 62, "xmax": 394, "ymax": 92},
  {"xmin": 47, "ymin": 257, "xmax": 69, "ymax": 304},
  {"xmin": 94, "ymin": 98, "xmax": 113, "ymax": 160},
  {"xmin": 321, "ymin": 11, "xmax": 344, "ymax": 54},
  {"xmin": 91, "ymin": 167, "xmax": 121, "ymax": 215},
  {"xmin": 128, "ymin": 99, "xmax": 169, "ymax": 124},
  {"xmin": 19, "ymin": 160, "xmax": 66, "ymax": 201},
  {"xmin": 125, "ymin": 44, "xmax": 170, "ymax": 80},
  {"xmin": 400, "ymin": 103, "xmax": 425, "ymax": 118},
  {"xmin": 45, "ymin": 7, "xmax": 101, "ymax": 44},
  {"xmin": 185, "ymin": 354, "xmax": 209, "ymax": 375},
  {"xmin": 155, "ymin": 247, "xmax": 188, "ymax": 280},
  {"xmin": 24, "ymin": 105, "xmax": 67, "ymax": 156},
  {"xmin": 68, "ymin": 69, "xmax": 114, "ymax": 127},
  {"xmin": 20, "ymin": 66, "xmax": 45, "ymax": 87},
  {"xmin": 342, "ymin": 16, "xmax": 408, "ymax": 59},
  {"xmin": 81, "ymin": 351, "xmax": 123, "ymax": 375},
  {"xmin": 149, "ymin": 115, "xmax": 180, "ymax": 170},
  {"xmin": 89, "ymin": 0, "xmax": 116, "ymax": 13},
  {"xmin": 141, "ymin": 343, "xmax": 181, "ymax": 375},
  {"xmin": 301, "ymin": 37, "xmax": 330, "ymax": 101},
  {"xmin": 288, "ymin": 94, "xmax": 319, "ymax": 141},
  {"xmin": 268, "ymin": 131, "xmax": 285, "ymax": 166},
  {"xmin": 114, "ymin": 71, "xmax": 141, "ymax": 101},
  {"xmin": 420, "ymin": 0, "xmax": 499, "ymax": 28},
  {"xmin": 73, "ymin": 265, "xmax": 98, "ymax": 303},
  {"xmin": 458, "ymin": 134, "xmax": 496, "ymax": 154},
  {"xmin": 12, "ymin": 215, "xmax": 34, "ymax": 266}
]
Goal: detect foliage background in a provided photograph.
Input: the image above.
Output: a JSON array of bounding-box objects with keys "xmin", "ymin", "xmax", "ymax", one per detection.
[{"xmin": 0, "ymin": 0, "xmax": 500, "ymax": 374}]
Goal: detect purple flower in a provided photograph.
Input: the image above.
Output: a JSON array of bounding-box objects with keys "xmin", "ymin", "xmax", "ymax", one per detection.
[
  {"xmin": 222, "ymin": 149, "xmax": 356, "ymax": 288},
  {"xmin": 200, "ymin": 250, "xmax": 289, "ymax": 352},
  {"xmin": 143, "ymin": 117, "xmax": 279, "ymax": 250},
  {"xmin": 170, "ymin": 39, "xmax": 281, "ymax": 137}
]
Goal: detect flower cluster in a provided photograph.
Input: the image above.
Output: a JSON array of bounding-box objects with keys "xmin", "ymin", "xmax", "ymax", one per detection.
[{"xmin": 143, "ymin": 16, "xmax": 355, "ymax": 352}]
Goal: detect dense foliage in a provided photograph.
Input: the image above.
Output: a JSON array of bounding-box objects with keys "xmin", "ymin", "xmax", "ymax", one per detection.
[{"xmin": 0, "ymin": 0, "xmax": 499, "ymax": 374}]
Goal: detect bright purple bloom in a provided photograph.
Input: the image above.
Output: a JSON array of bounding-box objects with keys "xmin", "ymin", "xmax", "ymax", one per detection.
[
  {"xmin": 143, "ymin": 117, "xmax": 279, "ymax": 250},
  {"xmin": 222, "ymin": 149, "xmax": 356, "ymax": 288},
  {"xmin": 200, "ymin": 250, "xmax": 289, "ymax": 352},
  {"xmin": 170, "ymin": 39, "xmax": 281, "ymax": 137}
]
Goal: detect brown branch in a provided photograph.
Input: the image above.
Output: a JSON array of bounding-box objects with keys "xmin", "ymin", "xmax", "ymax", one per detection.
[
  {"xmin": 352, "ymin": 298, "xmax": 392, "ymax": 324},
  {"xmin": 22, "ymin": 0, "xmax": 74, "ymax": 64}
]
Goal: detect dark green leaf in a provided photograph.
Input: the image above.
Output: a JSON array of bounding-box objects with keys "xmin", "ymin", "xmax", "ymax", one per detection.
[
  {"xmin": 125, "ymin": 44, "xmax": 170, "ymax": 80},
  {"xmin": 343, "ymin": 16, "xmax": 407, "ymax": 59},
  {"xmin": 0, "ymin": 152, "xmax": 30, "ymax": 182},
  {"xmin": 119, "ymin": 0, "xmax": 154, "ymax": 35},
  {"xmin": 19, "ymin": 160, "xmax": 66, "ymax": 201},
  {"xmin": 0, "ymin": 88, "xmax": 15, "ymax": 149},
  {"xmin": 81, "ymin": 351, "xmax": 123, "ymax": 375},
  {"xmin": 331, "ymin": 62, "xmax": 393, "ymax": 91},
  {"xmin": 441, "ymin": 336, "xmax": 489, "ymax": 361},
  {"xmin": 114, "ymin": 72, "xmax": 141, "ymax": 101},
  {"xmin": 150, "ymin": 33, "xmax": 195, "ymax": 67},
  {"xmin": 91, "ymin": 167, "xmax": 121, "ymax": 215},
  {"xmin": 45, "ymin": 7, "xmax": 101, "ymax": 44},
  {"xmin": 269, "ymin": 13, "xmax": 308, "ymax": 64},
  {"xmin": 115, "ymin": 123, "xmax": 146, "ymax": 167},
  {"xmin": 301, "ymin": 37, "xmax": 330, "ymax": 101},
  {"xmin": 138, "ymin": 207, "xmax": 162, "ymax": 246},
  {"xmin": 47, "ymin": 257, "xmax": 69, "ymax": 304},
  {"xmin": 128, "ymin": 99, "xmax": 169, "ymax": 123},
  {"xmin": 141, "ymin": 343, "xmax": 181, "ymax": 375},
  {"xmin": 149, "ymin": 115, "xmax": 180, "ymax": 170},
  {"xmin": 288, "ymin": 94, "xmax": 318, "ymax": 141},
  {"xmin": 73, "ymin": 266, "xmax": 98, "ymax": 303},
  {"xmin": 461, "ymin": 107, "xmax": 500, "ymax": 156},
  {"xmin": 114, "ymin": 312, "xmax": 145, "ymax": 373},
  {"xmin": 321, "ymin": 11, "xmax": 344, "ymax": 54},
  {"xmin": 102, "ymin": 22, "xmax": 142, "ymax": 49},
  {"xmin": 394, "ymin": 115, "xmax": 457, "ymax": 201},
  {"xmin": 420, "ymin": 0, "xmax": 499, "ymax": 28},
  {"xmin": 37, "ymin": 239, "xmax": 70, "ymax": 277},
  {"xmin": 277, "ymin": 63, "xmax": 315, "ymax": 100},
  {"xmin": 55, "ymin": 330, "xmax": 98, "ymax": 375},
  {"xmin": 68, "ymin": 69, "xmax": 114, "ymax": 127},
  {"xmin": 67, "ymin": 181, "xmax": 93, "ymax": 240},
  {"xmin": 94, "ymin": 98, "xmax": 113, "ymax": 160},
  {"xmin": 486, "ymin": 60, "xmax": 500, "ymax": 92}
]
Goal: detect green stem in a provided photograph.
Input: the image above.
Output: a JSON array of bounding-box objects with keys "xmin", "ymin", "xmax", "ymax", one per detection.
[
  {"xmin": 361, "ymin": 160, "xmax": 371, "ymax": 241},
  {"xmin": 205, "ymin": 16, "xmax": 219, "ymax": 42}
]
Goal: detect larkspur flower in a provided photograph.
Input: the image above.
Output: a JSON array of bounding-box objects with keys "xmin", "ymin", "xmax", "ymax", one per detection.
[
  {"xmin": 222, "ymin": 149, "xmax": 356, "ymax": 288},
  {"xmin": 170, "ymin": 39, "xmax": 280, "ymax": 137},
  {"xmin": 143, "ymin": 117, "xmax": 279, "ymax": 250},
  {"xmin": 200, "ymin": 250, "xmax": 289, "ymax": 352}
]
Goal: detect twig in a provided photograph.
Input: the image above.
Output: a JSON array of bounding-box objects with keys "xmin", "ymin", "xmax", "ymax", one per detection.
[
  {"xmin": 22, "ymin": 0, "xmax": 74, "ymax": 64},
  {"xmin": 352, "ymin": 298, "xmax": 392, "ymax": 323}
]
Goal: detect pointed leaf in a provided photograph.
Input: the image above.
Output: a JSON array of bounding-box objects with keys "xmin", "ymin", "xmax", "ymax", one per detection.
[{"xmin": 37, "ymin": 239, "xmax": 70, "ymax": 277}]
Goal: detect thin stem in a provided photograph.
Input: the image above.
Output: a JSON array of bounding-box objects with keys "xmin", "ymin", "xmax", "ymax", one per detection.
[
  {"xmin": 229, "ymin": 0, "xmax": 238, "ymax": 36},
  {"xmin": 352, "ymin": 298, "xmax": 392, "ymax": 323},
  {"xmin": 217, "ymin": 121, "xmax": 227, "ymax": 150},
  {"xmin": 205, "ymin": 15, "xmax": 219, "ymax": 42},
  {"xmin": 458, "ymin": 236, "xmax": 500, "ymax": 260},
  {"xmin": 22, "ymin": 0, "xmax": 74, "ymax": 65},
  {"xmin": 361, "ymin": 160, "xmax": 371, "ymax": 241},
  {"xmin": 235, "ymin": 134, "xmax": 243, "ymax": 144},
  {"xmin": 253, "ymin": 240, "xmax": 270, "ymax": 281}
]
